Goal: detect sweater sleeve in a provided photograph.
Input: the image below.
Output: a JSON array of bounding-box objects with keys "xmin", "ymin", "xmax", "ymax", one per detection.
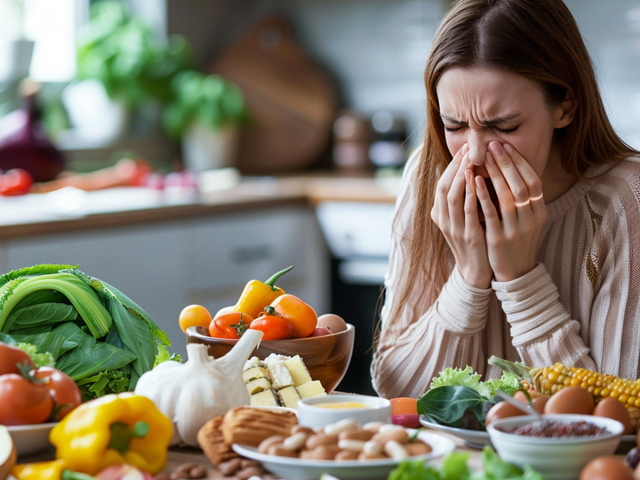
[
  {"xmin": 371, "ymin": 148, "xmax": 494, "ymax": 399},
  {"xmin": 491, "ymin": 264, "xmax": 597, "ymax": 369}
]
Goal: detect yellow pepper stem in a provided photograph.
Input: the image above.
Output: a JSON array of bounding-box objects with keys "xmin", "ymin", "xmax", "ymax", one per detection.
[
  {"xmin": 264, "ymin": 266, "xmax": 293, "ymax": 291},
  {"xmin": 108, "ymin": 421, "xmax": 150, "ymax": 455},
  {"xmin": 61, "ymin": 471, "xmax": 96, "ymax": 480}
]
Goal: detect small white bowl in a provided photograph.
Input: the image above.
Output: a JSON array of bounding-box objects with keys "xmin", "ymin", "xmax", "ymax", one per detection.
[
  {"xmin": 487, "ymin": 414, "xmax": 624, "ymax": 480},
  {"xmin": 297, "ymin": 394, "xmax": 391, "ymax": 430},
  {"xmin": 8, "ymin": 422, "xmax": 57, "ymax": 457}
]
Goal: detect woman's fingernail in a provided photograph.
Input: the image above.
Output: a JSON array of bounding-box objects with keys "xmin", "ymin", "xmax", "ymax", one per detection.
[
  {"xmin": 475, "ymin": 176, "xmax": 485, "ymax": 190},
  {"xmin": 489, "ymin": 142, "xmax": 502, "ymax": 155},
  {"xmin": 504, "ymin": 144, "xmax": 515, "ymax": 156},
  {"xmin": 486, "ymin": 152, "xmax": 496, "ymax": 167}
]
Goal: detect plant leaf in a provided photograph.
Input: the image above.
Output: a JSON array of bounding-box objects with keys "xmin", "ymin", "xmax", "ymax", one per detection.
[
  {"xmin": 0, "ymin": 264, "xmax": 77, "ymax": 289},
  {"xmin": 418, "ymin": 386, "xmax": 494, "ymax": 430},
  {"xmin": 56, "ymin": 340, "xmax": 136, "ymax": 381},
  {"xmin": 4, "ymin": 303, "xmax": 78, "ymax": 331}
]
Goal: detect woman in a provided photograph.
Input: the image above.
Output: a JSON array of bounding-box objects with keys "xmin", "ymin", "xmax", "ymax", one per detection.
[{"xmin": 372, "ymin": 0, "xmax": 640, "ymax": 399}]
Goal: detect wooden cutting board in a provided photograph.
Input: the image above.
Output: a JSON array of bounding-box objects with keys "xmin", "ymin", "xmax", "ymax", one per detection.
[{"xmin": 210, "ymin": 16, "xmax": 337, "ymax": 174}]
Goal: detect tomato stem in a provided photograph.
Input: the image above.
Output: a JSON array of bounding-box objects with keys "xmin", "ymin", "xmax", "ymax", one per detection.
[{"xmin": 17, "ymin": 362, "xmax": 46, "ymax": 385}]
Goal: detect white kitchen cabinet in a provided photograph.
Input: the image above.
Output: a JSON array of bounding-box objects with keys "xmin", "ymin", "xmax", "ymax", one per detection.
[{"xmin": 0, "ymin": 205, "xmax": 329, "ymax": 359}]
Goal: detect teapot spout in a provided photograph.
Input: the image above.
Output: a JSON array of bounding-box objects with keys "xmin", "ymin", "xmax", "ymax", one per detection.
[{"xmin": 215, "ymin": 329, "xmax": 263, "ymax": 374}]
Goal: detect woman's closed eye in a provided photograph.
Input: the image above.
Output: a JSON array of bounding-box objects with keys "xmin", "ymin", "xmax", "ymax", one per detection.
[{"xmin": 444, "ymin": 124, "xmax": 521, "ymax": 134}]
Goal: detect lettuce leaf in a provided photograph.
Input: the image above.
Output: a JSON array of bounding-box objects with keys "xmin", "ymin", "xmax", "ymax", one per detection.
[
  {"xmin": 429, "ymin": 367, "xmax": 523, "ymax": 399},
  {"xmin": 16, "ymin": 342, "xmax": 55, "ymax": 368}
]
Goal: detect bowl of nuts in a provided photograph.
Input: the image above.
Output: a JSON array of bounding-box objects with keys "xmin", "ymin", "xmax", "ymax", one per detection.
[{"xmin": 231, "ymin": 418, "xmax": 455, "ymax": 480}]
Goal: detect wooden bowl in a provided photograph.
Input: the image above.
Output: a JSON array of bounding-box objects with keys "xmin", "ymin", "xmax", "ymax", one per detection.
[{"xmin": 186, "ymin": 324, "xmax": 355, "ymax": 393}]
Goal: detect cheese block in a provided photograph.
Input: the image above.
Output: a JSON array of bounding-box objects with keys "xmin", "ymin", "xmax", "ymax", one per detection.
[
  {"xmin": 278, "ymin": 385, "xmax": 301, "ymax": 409},
  {"xmin": 297, "ymin": 380, "xmax": 326, "ymax": 399},
  {"xmin": 264, "ymin": 356, "xmax": 293, "ymax": 390},
  {"xmin": 284, "ymin": 355, "xmax": 312, "ymax": 387},
  {"xmin": 250, "ymin": 389, "xmax": 279, "ymax": 407},
  {"xmin": 243, "ymin": 366, "xmax": 266, "ymax": 383},
  {"xmin": 246, "ymin": 377, "xmax": 271, "ymax": 395}
]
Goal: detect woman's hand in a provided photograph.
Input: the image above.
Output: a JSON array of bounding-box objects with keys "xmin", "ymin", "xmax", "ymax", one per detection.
[
  {"xmin": 431, "ymin": 143, "xmax": 493, "ymax": 289},
  {"xmin": 475, "ymin": 142, "xmax": 546, "ymax": 282}
]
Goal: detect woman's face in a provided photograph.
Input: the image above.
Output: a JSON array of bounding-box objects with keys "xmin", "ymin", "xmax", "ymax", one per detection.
[{"xmin": 436, "ymin": 66, "xmax": 564, "ymax": 178}]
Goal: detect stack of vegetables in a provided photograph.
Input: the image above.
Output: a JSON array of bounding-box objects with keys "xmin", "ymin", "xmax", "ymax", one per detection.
[{"xmin": 0, "ymin": 264, "xmax": 176, "ymax": 400}]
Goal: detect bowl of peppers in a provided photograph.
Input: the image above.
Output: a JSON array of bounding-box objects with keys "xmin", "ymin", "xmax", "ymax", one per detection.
[{"xmin": 183, "ymin": 266, "xmax": 355, "ymax": 394}]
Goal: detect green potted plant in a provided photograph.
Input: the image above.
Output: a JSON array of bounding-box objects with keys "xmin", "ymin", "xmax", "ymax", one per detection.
[
  {"xmin": 63, "ymin": 0, "xmax": 192, "ymax": 142},
  {"xmin": 163, "ymin": 71, "xmax": 249, "ymax": 172}
]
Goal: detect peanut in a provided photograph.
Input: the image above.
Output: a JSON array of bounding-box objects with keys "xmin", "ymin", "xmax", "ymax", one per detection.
[
  {"xmin": 363, "ymin": 440, "xmax": 383, "ymax": 456},
  {"xmin": 405, "ymin": 441, "xmax": 432, "ymax": 456},
  {"xmin": 188, "ymin": 465, "xmax": 207, "ymax": 478},
  {"xmin": 268, "ymin": 445, "xmax": 299, "ymax": 458},
  {"xmin": 217, "ymin": 458, "xmax": 242, "ymax": 476},
  {"xmin": 372, "ymin": 429, "xmax": 410, "ymax": 445},
  {"xmin": 359, "ymin": 451, "xmax": 387, "ymax": 460},
  {"xmin": 258, "ymin": 435, "xmax": 286, "ymax": 454},
  {"xmin": 305, "ymin": 433, "xmax": 339, "ymax": 450},
  {"xmin": 290, "ymin": 425, "xmax": 315, "ymax": 437},
  {"xmin": 337, "ymin": 439, "xmax": 366, "ymax": 452},
  {"xmin": 240, "ymin": 459, "xmax": 261, "ymax": 469},
  {"xmin": 363, "ymin": 421, "xmax": 385, "ymax": 433},
  {"xmin": 378, "ymin": 424, "xmax": 405, "ymax": 435},
  {"xmin": 300, "ymin": 445, "xmax": 341, "ymax": 460},
  {"xmin": 339, "ymin": 429, "xmax": 374, "ymax": 442},
  {"xmin": 384, "ymin": 440, "xmax": 408, "ymax": 461},
  {"xmin": 335, "ymin": 450, "xmax": 360, "ymax": 461},
  {"xmin": 283, "ymin": 431, "xmax": 309, "ymax": 451},
  {"xmin": 236, "ymin": 466, "xmax": 264, "ymax": 480},
  {"xmin": 324, "ymin": 418, "xmax": 357, "ymax": 436}
]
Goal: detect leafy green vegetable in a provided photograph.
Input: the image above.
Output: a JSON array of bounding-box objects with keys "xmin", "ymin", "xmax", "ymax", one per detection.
[
  {"xmin": 0, "ymin": 264, "xmax": 176, "ymax": 399},
  {"xmin": 154, "ymin": 343, "xmax": 182, "ymax": 367},
  {"xmin": 418, "ymin": 386, "xmax": 497, "ymax": 430},
  {"xmin": 429, "ymin": 367, "xmax": 523, "ymax": 399},
  {"xmin": 15, "ymin": 342, "xmax": 54, "ymax": 368},
  {"xmin": 387, "ymin": 447, "xmax": 544, "ymax": 480}
]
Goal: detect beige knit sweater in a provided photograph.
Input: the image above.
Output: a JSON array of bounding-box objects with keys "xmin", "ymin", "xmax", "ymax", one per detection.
[{"xmin": 372, "ymin": 148, "xmax": 640, "ymax": 399}]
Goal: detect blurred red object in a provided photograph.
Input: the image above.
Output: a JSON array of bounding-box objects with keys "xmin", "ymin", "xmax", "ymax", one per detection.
[{"xmin": 0, "ymin": 169, "xmax": 33, "ymax": 196}]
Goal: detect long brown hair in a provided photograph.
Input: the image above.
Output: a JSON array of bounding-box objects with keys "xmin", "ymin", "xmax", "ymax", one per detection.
[{"xmin": 389, "ymin": 0, "xmax": 638, "ymax": 323}]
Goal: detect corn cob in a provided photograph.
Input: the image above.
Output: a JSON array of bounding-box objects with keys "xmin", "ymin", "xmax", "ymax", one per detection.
[{"xmin": 489, "ymin": 356, "xmax": 640, "ymax": 431}]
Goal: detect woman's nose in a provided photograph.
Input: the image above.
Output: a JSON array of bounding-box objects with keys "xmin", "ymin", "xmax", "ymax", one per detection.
[{"xmin": 467, "ymin": 137, "xmax": 488, "ymax": 167}]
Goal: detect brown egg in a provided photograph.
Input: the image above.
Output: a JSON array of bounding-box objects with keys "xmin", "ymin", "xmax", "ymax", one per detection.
[
  {"xmin": 512, "ymin": 391, "xmax": 549, "ymax": 414},
  {"xmin": 317, "ymin": 314, "xmax": 347, "ymax": 333},
  {"xmin": 544, "ymin": 386, "xmax": 594, "ymax": 415},
  {"xmin": 485, "ymin": 401, "xmax": 526, "ymax": 426},
  {"xmin": 593, "ymin": 397, "xmax": 633, "ymax": 435},
  {"xmin": 580, "ymin": 456, "xmax": 634, "ymax": 480}
]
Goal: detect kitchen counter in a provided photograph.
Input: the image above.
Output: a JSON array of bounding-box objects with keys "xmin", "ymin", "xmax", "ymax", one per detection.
[{"xmin": 0, "ymin": 174, "xmax": 397, "ymax": 240}]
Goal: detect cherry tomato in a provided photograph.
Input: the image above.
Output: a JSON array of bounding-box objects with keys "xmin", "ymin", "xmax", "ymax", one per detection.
[
  {"xmin": 0, "ymin": 169, "xmax": 33, "ymax": 196},
  {"xmin": 179, "ymin": 305, "xmax": 212, "ymax": 333},
  {"xmin": 209, "ymin": 312, "xmax": 253, "ymax": 339},
  {"xmin": 0, "ymin": 342, "xmax": 35, "ymax": 375},
  {"xmin": 271, "ymin": 294, "xmax": 318, "ymax": 338},
  {"xmin": 33, "ymin": 367, "xmax": 82, "ymax": 420},
  {"xmin": 0, "ymin": 372, "xmax": 53, "ymax": 425},
  {"xmin": 249, "ymin": 307, "xmax": 294, "ymax": 340}
]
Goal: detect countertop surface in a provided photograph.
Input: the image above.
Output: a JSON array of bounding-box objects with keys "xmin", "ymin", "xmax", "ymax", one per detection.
[{"xmin": 0, "ymin": 174, "xmax": 398, "ymax": 239}]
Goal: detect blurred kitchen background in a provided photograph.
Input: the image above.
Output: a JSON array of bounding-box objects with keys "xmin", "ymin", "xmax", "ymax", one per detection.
[{"xmin": 0, "ymin": 0, "xmax": 638, "ymax": 394}]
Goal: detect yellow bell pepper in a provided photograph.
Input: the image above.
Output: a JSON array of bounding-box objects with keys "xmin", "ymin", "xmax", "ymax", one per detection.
[
  {"xmin": 11, "ymin": 460, "xmax": 68, "ymax": 480},
  {"xmin": 50, "ymin": 393, "xmax": 172, "ymax": 475},
  {"xmin": 226, "ymin": 266, "xmax": 293, "ymax": 319}
]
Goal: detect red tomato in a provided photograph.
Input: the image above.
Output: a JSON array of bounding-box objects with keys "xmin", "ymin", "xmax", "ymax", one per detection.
[
  {"xmin": 209, "ymin": 312, "xmax": 253, "ymax": 339},
  {"xmin": 0, "ymin": 373, "xmax": 53, "ymax": 425},
  {"xmin": 0, "ymin": 342, "xmax": 35, "ymax": 375},
  {"xmin": 0, "ymin": 169, "xmax": 33, "ymax": 196},
  {"xmin": 249, "ymin": 308, "xmax": 294, "ymax": 340},
  {"xmin": 33, "ymin": 367, "xmax": 82, "ymax": 420}
]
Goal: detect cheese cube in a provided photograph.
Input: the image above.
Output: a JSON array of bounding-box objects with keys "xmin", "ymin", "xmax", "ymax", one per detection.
[
  {"xmin": 250, "ymin": 389, "xmax": 279, "ymax": 407},
  {"xmin": 284, "ymin": 355, "xmax": 312, "ymax": 387},
  {"xmin": 265, "ymin": 358, "xmax": 293, "ymax": 390},
  {"xmin": 246, "ymin": 377, "xmax": 272, "ymax": 395},
  {"xmin": 243, "ymin": 366, "xmax": 266, "ymax": 383},
  {"xmin": 278, "ymin": 385, "xmax": 302, "ymax": 409},
  {"xmin": 296, "ymin": 380, "xmax": 326, "ymax": 399}
]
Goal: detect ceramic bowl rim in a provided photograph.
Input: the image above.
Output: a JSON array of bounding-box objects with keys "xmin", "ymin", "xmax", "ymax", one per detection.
[
  {"xmin": 187, "ymin": 323, "xmax": 354, "ymax": 343},
  {"xmin": 7, "ymin": 422, "xmax": 57, "ymax": 432},
  {"xmin": 487, "ymin": 414, "xmax": 624, "ymax": 445},
  {"xmin": 298, "ymin": 393, "xmax": 391, "ymax": 411}
]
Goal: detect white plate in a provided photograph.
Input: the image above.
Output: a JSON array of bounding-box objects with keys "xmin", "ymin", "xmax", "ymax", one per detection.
[
  {"xmin": 420, "ymin": 416, "xmax": 491, "ymax": 449},
  {"xmin": 232, "ymin": 430, "xmax": 455, "ymax": 480},
  {"xmin": 8, "ymin": 422, "xmax": 57, "ymax": 457}
]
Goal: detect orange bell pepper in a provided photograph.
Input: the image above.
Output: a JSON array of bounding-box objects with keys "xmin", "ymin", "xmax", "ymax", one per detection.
[{"xmin": 270, "ymin": 294, "xmax": 317, "ymax": 338}]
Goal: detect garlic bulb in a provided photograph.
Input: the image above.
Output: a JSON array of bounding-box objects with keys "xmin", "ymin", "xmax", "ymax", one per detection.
[{"xmin": 135, "ymin": 329, "xmax": 263, "ymax": 446}]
